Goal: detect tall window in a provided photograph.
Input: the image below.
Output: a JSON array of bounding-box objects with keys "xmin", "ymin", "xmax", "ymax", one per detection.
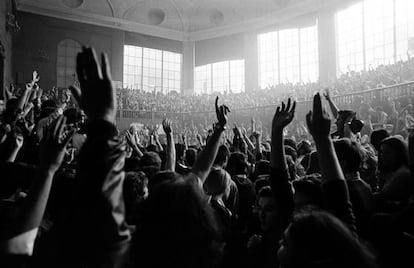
[
  {"xmin": 57, "ymin": 39, "xmax": 81, "ymax": 88},
  {"xmin": 258, "ymin": 24, "xmax": 319, "ymax": 88},
  {"xmin": 336, "ymin": 0, "xmax": 414, "ymax": 74},
  {"xmin": 123, "ymin": 45, "xmax": 181, "ymax": 94},
  {"xmin": 194, "ymin": 59, "xmax": 245, "ymax": 95}
]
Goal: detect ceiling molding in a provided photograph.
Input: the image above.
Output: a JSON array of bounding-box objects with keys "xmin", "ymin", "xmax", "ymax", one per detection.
[
  {"xmin": 17, "ymin": 1, "xmax": 188, "ymax": 41},
  {"xmin": 105, "ymin": 0, "xmax": 115, "ymax": 17},
  {"xmin": 17, "ymin": 0, "xmax": 350, "ymax": 42}
]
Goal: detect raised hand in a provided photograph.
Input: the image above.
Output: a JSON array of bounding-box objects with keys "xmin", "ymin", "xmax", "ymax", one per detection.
[
  {"xmin": 32, "ymin": 70, "xmax": 40, "ymax": 84},
  {"xmin": 215, "ymin": 96, "xmax": 230, "ymax": 128},
  {"xmin": 306, "ymin": 93, "xmax": 331, "ymax": 141},
  {"xmin": 125, "ymin": 131, "xmax": 137, "ymax": 148},
  {"xmin": 70, "ymin": 47, "xmax": 116, "ymax": 123},
  {"xmin": 272, "ymin": 98, "xmax": 296, "ymax": 133},
  {"xmin": 323, "ymin": 88, "xmax": 331, "ymax": 100},
  {"xmin": 39, "ymin": 116, "xmax": 74, "ymax": 173},
  {"xmin": 162, "ymin": 118, "xmax": 172, "ymax": 135}
]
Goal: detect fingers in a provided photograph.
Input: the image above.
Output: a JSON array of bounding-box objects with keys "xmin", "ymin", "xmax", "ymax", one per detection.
[
  {"xmin": 286, "ymin": 98, "xmax": 291, "ymax": 111},
  {"xmin": 101, "ymin": 53, "xmax": 112, "ymax": 80},
  {"xmin": 291, "ymin": 101, "xmax": 296, "ymax": 114},
  {"xmin": 313, "ymin": 93, "xmax": 323, "ymax": 118},
  {"xmin": 85, "ymin": 47, "xmax": 102, "ymax": 80},
  {"xmin": 215, "ymin": 96, "xmax": 219, "ymax": 113},
  {"xmin": 282, "ymin": 101, "xmax": 286, "ymax": 112}
]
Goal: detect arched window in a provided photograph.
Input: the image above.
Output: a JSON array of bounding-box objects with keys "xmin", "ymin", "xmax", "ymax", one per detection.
[{"xmin": 57, "ymin": 39, "xmax": 81, "ymax": 88}]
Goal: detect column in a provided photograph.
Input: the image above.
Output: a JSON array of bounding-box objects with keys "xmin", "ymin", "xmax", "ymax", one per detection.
[
  {"xmin": 318, "ymin": 11, "xmax": 337, "ymax": 83},
  {"xmin": 182, "ymin": 41, "xmax": 195, "ymax": 95}
]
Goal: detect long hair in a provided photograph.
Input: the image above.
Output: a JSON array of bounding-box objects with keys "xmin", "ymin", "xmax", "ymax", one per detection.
[
  {"xmin": 280, "ymin": 209, "xmax": 377, "ymax": 268},
  {"xmin": 132, "ymin": 176, "xmax": 223, "ymax": 268}
]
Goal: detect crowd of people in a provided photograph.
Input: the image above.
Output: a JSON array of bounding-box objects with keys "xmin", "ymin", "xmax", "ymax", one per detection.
[
  {"xmin": 1, "ymin": 46, "xmax": 414, "ymax": 268},
  {"xmin": 119, "ymin": 55, "xmax": 414, "ymax": 113}
]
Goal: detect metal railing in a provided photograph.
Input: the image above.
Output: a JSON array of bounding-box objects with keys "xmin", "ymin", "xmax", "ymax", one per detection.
[{"xmin": 115, "ymin": 81, "xmax": 414, "ymax": 127}]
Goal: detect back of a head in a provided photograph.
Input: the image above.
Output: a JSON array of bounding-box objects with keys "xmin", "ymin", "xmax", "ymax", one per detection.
[
  {"xmin": 203, "ymin": 168, "xmax": 231, "ymax": 196},
  {"xmin": 334, "ymin": 138, "xmax": 362, "ymax": 173},
  {"xmin": 370, "ymin": 129, "xmax": 389, "ymax": 151},
  {"xmin": 254, "ymin": 160, "xmax": 270, "ymax": 180},
  {"xmin": 134, "ymin": 178, "xmax": 222, "ymax": 268},
  {"xmin": 379, "ymin": 136, "xmax": 409, "ymax": 171},
  {"xmin": 185, "ymin": 148, "xmax": 198, "ymax": 167},
  {"xmin": 227, "ymin": 152, "xmax": 248, "ymax": 177},
  {"xmin": 123, "ymin": 171, "xmax": 148, "ymax": 207},
  {"xmin": 140, "ymin": 152, "xmax": 162, "ymax": 179},
  {"xmin": 306, "ymin": 151, "xmax": 320, "ymax": 175},
  {"xmin": 292, "ymin": 174, "xmax": 323, "ymax": 208},
  {"xmin": 214, "ymin": 145, "xmax": 230, "ymax": 167},
  {"xmin": 280, "ymin": 209, "xmax": 377, "ymax": 268}
]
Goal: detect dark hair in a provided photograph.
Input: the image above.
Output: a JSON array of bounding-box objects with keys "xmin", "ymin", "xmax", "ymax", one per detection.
[
  {"xmin": 297, "ymin": 140, "xmax": 312, "ymax": 156},
  {"xmin": 306, "ymin": 151, "xmax": 320, "ymax": 175},
  {"xmin": 281, "ymin": 209, "xmax": 377, "ymax": 268},
  {"xmin": 254, "ymin": 177, "xmax": 270, "ymax": 195},
  {"xmin": 285, "ymin": 145, "xmax": 298, "ymax": 162},
  {"xmin": 254, "ymin": 160, "xmax": 270, "ymax": 181},
  {"xmin": 148, "ymin": 170, "xmax": 181, "ymax": 192},
  {"xmin": 227, "ymin": 152, "xmax": 248, "ymax": 177},
  {"xmin": 133, "ymin": 178, "xmax": 222, "ymax": 268},
  {"xmin": 292, "ymin": 174, "xmax": 323, "ymax": 208},
  {"xmin": 379, "ymin": 137, "xmax": 409, "ymax": 172},
  {"xmin": 370, "ymin": 129, "xmax": 389, "ymax": 152},
  {"xmin": 214, "ymin": 145, "xmax": 230, "ymax": 167},
  {"xmin": 334, "ymin": 138, "xmax": 362, "ymax": 173},
  {"xmin": 185, "ymin": 148, "xmax": 198, "ymax": 167},
  {"xmin": 284, "ymin": 138, "xmax": 297, "ymax": 151},
  {"xmin": 258, "ymin": 185, "xmax": 273, "ymax": 198}
]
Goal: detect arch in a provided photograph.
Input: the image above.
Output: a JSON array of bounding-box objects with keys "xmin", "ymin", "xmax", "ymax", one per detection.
[{"xmin": 56, "ymin": 39, "xmax": 81, "ymax": 88}]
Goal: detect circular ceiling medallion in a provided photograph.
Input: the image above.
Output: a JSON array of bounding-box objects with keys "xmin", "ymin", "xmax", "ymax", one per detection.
[
  {"xmin": 209, "ymin": 10, "xmax": 224, "ymax": 26},
  {"xmin": 147, "ymin": 8, "xmax": 165, "ymax": 25},
  {"xmin": 62, "ymin": 0, "xmax": 84, "ymax": 8}
]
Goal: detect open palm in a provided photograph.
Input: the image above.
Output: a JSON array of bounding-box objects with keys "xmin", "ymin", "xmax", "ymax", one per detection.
[{"xmin": 272, "ymin": 98, "xmax": 296, "ymax": 132}]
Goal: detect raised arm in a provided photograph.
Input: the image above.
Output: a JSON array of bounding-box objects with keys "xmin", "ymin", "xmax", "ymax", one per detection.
[
  {"xmin": 162, "ymin": 118, "xmax": 176, "ymax": 172},
  {"xmin": 270, "ymin": 98, "xmax": 296, "ymax": 171},
  {"xmin": 69, "ymin": 47, "xmax": 130, "ymax": 266},
  {"xmin": 269, "ymin": 99, "xmax": 296, "ymax": 225},
  {"xmin": 1, "ymin": 116, "xmax": 73, "ymax": 255},
  {"xmin": 191, "ymin": 97, "xmax": 230, "ymax": 184},
  {"xmin": 306, "ymin": 93, "xmax": 356, "ymax": 234},
  {"xmin": 323, "ymin": 89, "xmax": 339, "ymax": 120}
]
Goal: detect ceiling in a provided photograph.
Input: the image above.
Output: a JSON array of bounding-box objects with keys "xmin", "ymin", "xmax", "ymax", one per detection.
[{"xmin": 17, "ymin": 0, "xmax": 348, "ymax": 41}]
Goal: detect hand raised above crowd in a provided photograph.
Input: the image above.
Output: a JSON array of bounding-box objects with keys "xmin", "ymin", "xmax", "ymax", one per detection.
[
  {"xmin": 306, "ymin": 93, "xmax": 331, "ymax": 141},
  {"xmin": 39, "ymin": 115, "xmax": 74, "ymax": 173},
  {"xmin": 215, "ymin": 96, "xmax": 230, "ymax": 128},
  {"xmin": 71, "ymin": 47, "xmax": 116, "ymax": 123},
  {"xmin": 272, "ymin": 98, "xmax": 296, "ymax": 133}
]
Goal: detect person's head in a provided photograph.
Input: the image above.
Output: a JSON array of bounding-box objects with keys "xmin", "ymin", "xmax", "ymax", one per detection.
[
  {"xmin": 334, "ymin": 138, "xmax": 362, "ymax": 174},
  {"xmin": 140, "ymin": 152, "xmax": 162, "ymax": 180},
  {"xmin": 370, "ymin": 129, "xmax": 389, "ymax": 152},
  {"xmin": 227, "ymin": 152, "xmax": 248, "ymax": 177},
  {"xmin": 297, "ymin": 140, "xmax": 312, "ymax": 157},
  {"xmin": 306, "ymin": 151, "xmax": 320, "ymax": 175},
  {"xmin": 292, "ymin": 174, "xmax": 323, "ymax": 209},
  {"xmin": 213, "ymin": 145, "xmax": 230, "ymax": 168},
  {"xmin": 378, "ymin": 136, "xmax": 408, "ymax": 172},
  {"xmin": 148, "ymin": 170, "xmax": 180, "ymax": 192},
  {"xmin": 185, "ymin": 148, "xmax": 198, "ymax": 167},
  {"xmin": 254, "ymin": 177, "xmax": 270, "ymax": 195},
  {"xmin": 278, "ymin": 209, "xmax": 377, "ymax": 268},
  {"xmin": 253, "ymin": 160, "xmax": 270, "ymax": 181},
  {"xmin": 133, "ymin": 177, "xmax": 222, "ymax": 268},
  {"xmin": 257, "ymin": 186, "xmax": 278, "ymax": 232},
  {"xmin": 203, "ymin": 168, "xmax": 231, "ymax": 197},
  {"xmin": 123, "ymin": 171, "xmax": 148, "ymax": 210},
  {"xmin": 284, "ymin": 138, "xmax": 297, "ymax": 152},
  {"xmin": 285, "ymin": 145, "xmax": 297, "ymax": 163}
]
